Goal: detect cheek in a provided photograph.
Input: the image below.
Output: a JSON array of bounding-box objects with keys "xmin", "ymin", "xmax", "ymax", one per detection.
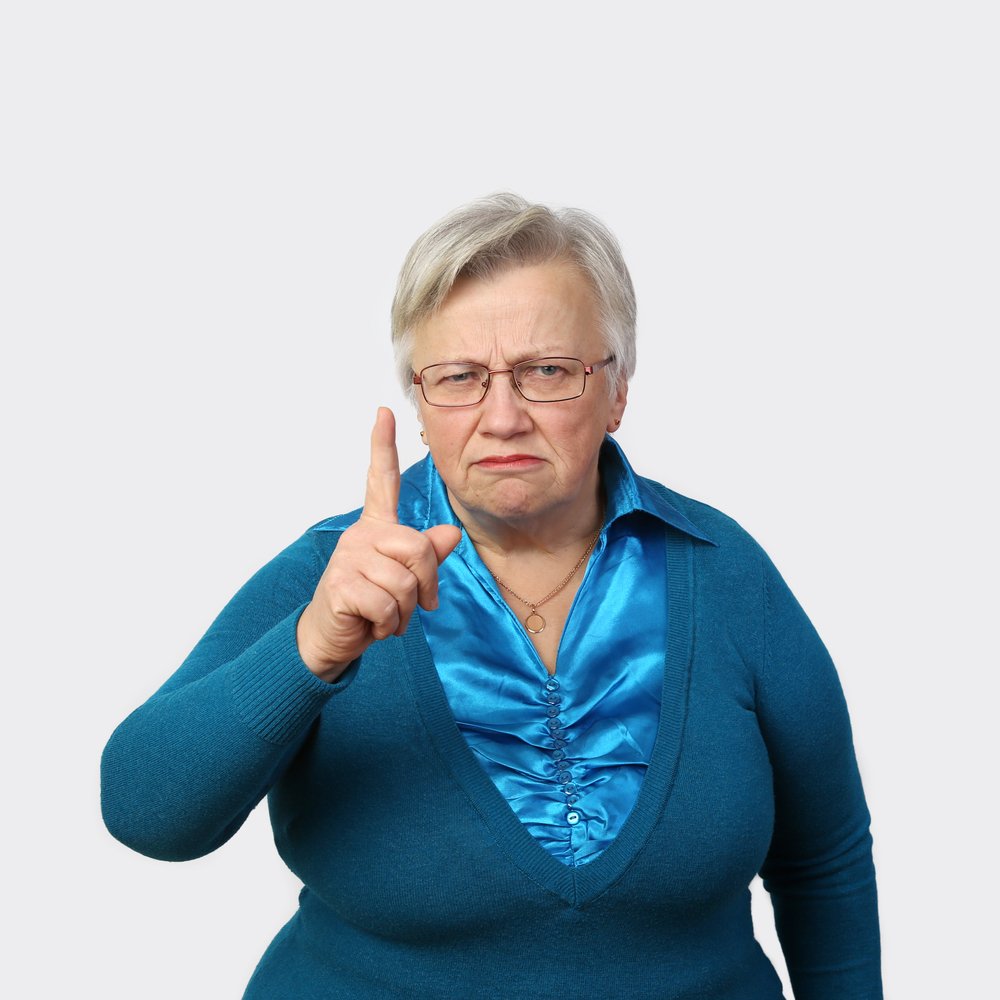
[
  {"xmin": 425, "ymin": 417, "xmax": 474, "ymax": 468},
  {"xmin": 554, "ymin": 405, "xmax": 609, "ymax": 445},
  {"xmin": 548, "ymin": 416, "xmax": 606, "ymax": 470}
]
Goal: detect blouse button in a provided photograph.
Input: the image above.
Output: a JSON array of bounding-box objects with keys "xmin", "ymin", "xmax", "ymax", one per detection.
[
  {"xmin": 546, "ymin": 718, "xmax": 562, "ymax": 731},
  {"xmin": 545, "ymin": 678, "xmax": 560, "ymax": 692},
  {"xmin": 566, "ymin": 794, "xmax": 579, "ymax": 805},
  {"xmin": 551, "ymin": 738, "xmax": 567, "ymax": 749},
  {"xmin": 552, "ymin": 749, "xmax": 566, "ymax": 761},
  {"xmin": 546, "ymin": 693, "xmax": 561, "ymax": 705},
  {"xmin": 546, "ymin": 706, "xmax": 560, "ymax": 718},
  {"xmin": 557, "ymin": 771, "xmax": 572, "ymax": 785},
  {"xmin": 566, "ymin": 811, "xmax": 581, "ymax": 825},
  {"xmin": 563, "ymin": 783, "xmax": 577, "ymax": 795}
]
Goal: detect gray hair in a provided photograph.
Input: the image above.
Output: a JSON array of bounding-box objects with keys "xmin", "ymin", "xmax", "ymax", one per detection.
[{"xmin": 391, "ymin": 193, "xmax": 636, "ymax": 400}]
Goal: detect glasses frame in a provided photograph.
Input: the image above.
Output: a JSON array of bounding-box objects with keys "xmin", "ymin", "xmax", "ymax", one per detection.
[{"xmin": 412, "ymin": 356, "xmax": 614, "ymax": 407}]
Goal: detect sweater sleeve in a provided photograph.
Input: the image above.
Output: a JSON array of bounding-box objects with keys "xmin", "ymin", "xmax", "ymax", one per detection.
[
  {"xmin": 755, "ymin": 550, "xmax": 882, "ymax": 999},
  {"xmin": 101, "ymin": 529, "xmax": 357, "ymax": 862}
]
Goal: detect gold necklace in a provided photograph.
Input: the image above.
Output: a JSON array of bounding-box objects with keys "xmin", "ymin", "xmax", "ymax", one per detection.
[{"xmin": 490, "ymin": 525, "xmax": 602, "ymax": 635}]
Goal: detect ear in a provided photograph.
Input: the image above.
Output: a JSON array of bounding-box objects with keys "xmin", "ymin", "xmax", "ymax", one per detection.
[{"xmin": 607, "ymin": 381, "xmax": 628, "ymax": 432}]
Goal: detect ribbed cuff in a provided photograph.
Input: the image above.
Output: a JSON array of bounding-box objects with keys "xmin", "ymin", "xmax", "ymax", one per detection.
[{"xmin": 228, "ymin": 603, "xmax": 361, "ymax": 744}]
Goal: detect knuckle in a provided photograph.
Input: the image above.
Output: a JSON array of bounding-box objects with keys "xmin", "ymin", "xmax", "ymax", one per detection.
[{"xmin": 401, "ymin": 531, "xmax": 434, "ymax": 565}]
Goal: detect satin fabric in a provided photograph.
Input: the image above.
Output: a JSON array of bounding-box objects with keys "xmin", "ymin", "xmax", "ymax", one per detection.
[{"xmin": 412, "ymin": 439, "xmax": 679, "ymax": 867}]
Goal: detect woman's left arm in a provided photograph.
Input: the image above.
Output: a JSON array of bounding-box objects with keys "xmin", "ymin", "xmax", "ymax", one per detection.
[{"xmin": 755, "ymin": 549, "xmax": 883, "ymax": 1000}]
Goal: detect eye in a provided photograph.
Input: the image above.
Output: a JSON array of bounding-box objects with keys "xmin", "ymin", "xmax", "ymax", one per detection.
[
  {"xmin": 521, "ymin": 362, "xmax": 567, "ymax": 379},
  {"xmin": 425, "ymin": 364, "xmax": 485, "ymax": 387}
]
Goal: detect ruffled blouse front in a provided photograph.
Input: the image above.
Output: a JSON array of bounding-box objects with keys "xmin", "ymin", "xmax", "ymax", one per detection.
[{"xmin": 411, "ymin": 439, "xmax": 705, "ymax": 868}]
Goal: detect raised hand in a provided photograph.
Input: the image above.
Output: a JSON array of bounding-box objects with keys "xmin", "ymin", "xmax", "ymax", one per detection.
[{"xmin": 295, "ymin": 408, "xmax": 462, "ymax": 682}]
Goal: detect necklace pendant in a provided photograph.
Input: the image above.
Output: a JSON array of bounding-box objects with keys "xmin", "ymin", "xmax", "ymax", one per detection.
[{"xmin": 525, "ymin": 611, "xmax": 546, "ymax": 635}]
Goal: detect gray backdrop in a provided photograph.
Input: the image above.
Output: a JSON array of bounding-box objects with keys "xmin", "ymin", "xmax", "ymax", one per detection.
[{"xmin": 3, "ymin": 2, "xmax": 996, "ymax": 997}]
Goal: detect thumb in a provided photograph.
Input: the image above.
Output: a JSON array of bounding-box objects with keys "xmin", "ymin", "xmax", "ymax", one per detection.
[{"xmin": 424, "ymin": 524, "xmax": 462, "ymax": 565}]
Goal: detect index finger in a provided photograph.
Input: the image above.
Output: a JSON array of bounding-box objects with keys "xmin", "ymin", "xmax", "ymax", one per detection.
[{"xmin": 362, "ymin": 406, "xmax": 400, "ymax": 523}]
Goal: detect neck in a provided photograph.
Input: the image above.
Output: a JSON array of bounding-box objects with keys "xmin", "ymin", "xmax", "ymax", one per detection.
[{"xmin": 447, "ymin": 474, "xmax": 605, "ymax": 560}]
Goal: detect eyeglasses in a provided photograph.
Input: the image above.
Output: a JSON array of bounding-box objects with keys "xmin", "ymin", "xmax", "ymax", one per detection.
[{"xmin": 413, "ymin": 356, "xmax": 614, "ymax": 407}]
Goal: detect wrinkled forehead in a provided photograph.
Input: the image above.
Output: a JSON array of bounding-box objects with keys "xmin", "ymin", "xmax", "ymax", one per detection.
[{"xmin": 411, "ymin": 262, "xmax": 604, "ymax": 367}]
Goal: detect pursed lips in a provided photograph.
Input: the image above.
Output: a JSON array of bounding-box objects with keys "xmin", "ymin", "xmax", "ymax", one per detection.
[{"xmin": 473, "ymin": 454, "xmax": 543, "ymax": 469}]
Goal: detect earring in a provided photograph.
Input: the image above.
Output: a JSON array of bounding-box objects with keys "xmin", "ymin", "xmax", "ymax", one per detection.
[
  {"xmin": 419, "ymin": 429, "xmax": 428, "ymax": 444},
  {"xmin": 613, "ymin": 418, "xmax": 621, "ymax": 428}
]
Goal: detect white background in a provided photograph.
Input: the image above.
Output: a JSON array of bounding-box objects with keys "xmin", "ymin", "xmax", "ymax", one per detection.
[{"xmin": 3, "ymin": 2, "xmax": 996, "ymax": 997}]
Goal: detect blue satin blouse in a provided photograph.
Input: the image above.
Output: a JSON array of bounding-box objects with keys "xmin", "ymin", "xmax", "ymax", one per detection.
[{"xmin": 411, "ymin": 438, "xmax": 705, "ymax": 867}]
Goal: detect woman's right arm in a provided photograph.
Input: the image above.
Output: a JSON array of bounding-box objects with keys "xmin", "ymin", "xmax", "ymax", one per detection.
[
  {"xmin": 101, "ymin": 409, "xmax": 460, "ymax": 862},
  {"xmin": 100, "ymin": 530, "xmax": 350, "ymax": 861}
]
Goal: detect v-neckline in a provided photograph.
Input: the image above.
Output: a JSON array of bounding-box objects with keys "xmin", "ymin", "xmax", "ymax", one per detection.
[{"xmin": 400, "ymin": 529, "xmax": 695, "ymax": 908}]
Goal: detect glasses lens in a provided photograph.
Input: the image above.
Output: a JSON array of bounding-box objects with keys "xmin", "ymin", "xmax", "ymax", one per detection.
[
  {"xmin": 513, "ymin": 358, "xmax": 586, "ymax": 401},
  {"xmin": 420, "ymin": 363, "xmax": 489, "ymax": 405}
]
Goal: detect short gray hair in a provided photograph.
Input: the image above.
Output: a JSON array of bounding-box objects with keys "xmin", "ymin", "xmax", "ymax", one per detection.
[{"xmin": 391, "ymin": 193, "xmax": 636, "ymax": 400}]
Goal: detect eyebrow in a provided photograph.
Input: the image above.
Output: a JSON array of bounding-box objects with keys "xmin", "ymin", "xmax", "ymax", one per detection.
[{"xmin": 436, "ymin": 348, "xmax": 568, "ymax": 366}]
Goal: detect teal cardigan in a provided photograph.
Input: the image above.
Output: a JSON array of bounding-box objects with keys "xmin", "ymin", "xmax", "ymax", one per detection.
[{"xmin": 101, "ymin": 457, "xmax": 882, "ymax": 999}]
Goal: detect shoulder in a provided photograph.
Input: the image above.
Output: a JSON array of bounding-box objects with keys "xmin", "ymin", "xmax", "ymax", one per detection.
[
  {"xmin": 607, "ymin": 438, "xmax": 765, "ymax": 570},
  {"xmin": 641, "ymin": 476, "xmax": 826, "ymax": 652},
  {"xmin": 308, "ymin": 507, "xmax": 364, "ymax": 535},
  {"xmin": 301, "ymin": 454, "xmax": 433, "ymax": 548},
  {"xmin": 636, "ymin": 472, "xmax": 767, "ymax": 570},
  {"xmin": 293, "ymin": 508, "xmax": 363, "ymax": 568}
]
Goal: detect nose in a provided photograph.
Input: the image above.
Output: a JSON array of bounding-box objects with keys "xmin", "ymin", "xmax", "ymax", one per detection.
[{"xmin": 477, "ymin": 369, "xmax": 533, "ymax": 436}]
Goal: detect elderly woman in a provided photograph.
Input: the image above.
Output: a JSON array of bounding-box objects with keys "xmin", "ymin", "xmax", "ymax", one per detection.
[{"xmin": 102, "ymin": 194, "xmax": 882, "ymax": 998}]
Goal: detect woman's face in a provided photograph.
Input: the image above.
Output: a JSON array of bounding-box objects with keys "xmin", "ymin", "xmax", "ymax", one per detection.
[{"xmin": 412, "ymin": 261, "xmax": 628, "ymax": 537}]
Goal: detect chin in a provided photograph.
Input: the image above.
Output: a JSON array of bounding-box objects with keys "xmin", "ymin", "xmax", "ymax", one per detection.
[{"xmin": 469, "ymin": 482, "xmax": 551, "ymax": 522}]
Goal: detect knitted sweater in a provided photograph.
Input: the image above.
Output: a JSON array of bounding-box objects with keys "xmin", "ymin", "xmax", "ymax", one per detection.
[{"xmin": 101, "ymin": 461, "xmax": 882, "ymax": 999}]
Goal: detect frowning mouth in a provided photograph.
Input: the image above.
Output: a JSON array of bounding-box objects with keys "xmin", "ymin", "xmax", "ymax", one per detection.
[{"xmin": 474, "ymin": 455, "xmax": 543, "ymax": 470}]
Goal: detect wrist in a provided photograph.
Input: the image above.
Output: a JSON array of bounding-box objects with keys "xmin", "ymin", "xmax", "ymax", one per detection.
[{"xmin": 296, "ymin": 607, "xmax": 351, "ymax": 683}]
